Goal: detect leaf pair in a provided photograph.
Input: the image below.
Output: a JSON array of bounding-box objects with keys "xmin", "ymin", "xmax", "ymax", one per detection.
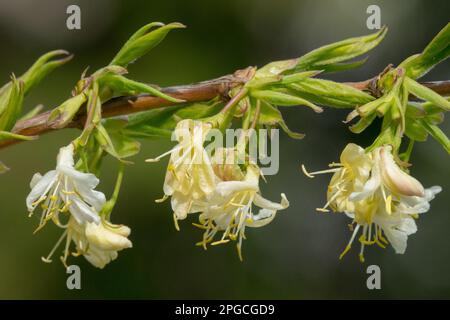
[
  {"xmin": 0, "ymin": 51, "xmax": 71, "ymax": 134},
  {"xmin": 110, "ymin": 22, "xmax": 185, "ymax": 67}
]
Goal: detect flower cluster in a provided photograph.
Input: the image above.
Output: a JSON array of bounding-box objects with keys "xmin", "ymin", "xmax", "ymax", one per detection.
[
  {"xmin": 26, "ymin": 144, "xmax": 132, "ymax": 268},
  {"xmin": 148, "ymin": 119, "xmax": 289, "ymax": 259},
  {"xmin": 303, "ymin": 143, "xmax": 441, "ymax": 261}
]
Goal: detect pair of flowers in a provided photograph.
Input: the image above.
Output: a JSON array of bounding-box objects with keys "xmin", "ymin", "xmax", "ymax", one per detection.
[
  {"xmin": 26, "ymin": 144, "xmax": 132, "ymax": 268},
  {"xmin": 303, "ymin": 143, "xmax": 441, "ymax": 261},
  {"xmin": 148, "ymin": 119, "xmax": 289, "ymax": 260}
]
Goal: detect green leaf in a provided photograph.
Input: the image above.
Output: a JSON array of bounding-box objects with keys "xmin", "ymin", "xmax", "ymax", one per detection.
[
  {"xmin": 295, "ymin": 27, "xmax": 387, "ymax": 71},
  {"xmin": 288, "ymin": 78, "xmax": 374, "ymax": 107},
  {"xmin": 255, "ymin": 59, "xmax": 299, "ymax": 78},
  {"xmin": 0, "ymin": 75, "xmax": 24, "ymax": 131},
  {"xmin": 258, "ymin": 101, "xmax": 304, "ymax": 139},
  {"xmin": 102, "ymin": 119, "xmax": 141, "ymax": 158},
  {"xmin": 0, "ymin": 130, "xmax": 37, "ymax": 141},
  {"xmin": 0, "ymin": 50, "xmax": 72, "ymax": 97},
  {"xmin": 110, "ymin": 22, "xmax": 185, "ymax": 67},
  {"xmin": 421, "ymin": 120, "xmax": 450, "ymax": 154},
  {"xmin": 99, "ymin": 74, "xmax": 184, "ymax": 103},
  {"xmin": 349, "ymin": 112, "xmax": 377, "ymax": 134},
  {"xmin": 315, "ymin": 58, "xmax": 368, "ymax": 73},
  {"xmin": 48, "ymin": 93, "xmax": 87, "ymax": 129},
  {"xmin": 400, "ymin": 23, "xmax": 450, "ymax": 79},
  {"xmin": 125, "ymin": 100, "xmax": 223, "ymax": 139},
  {"xmin": 404, "ymin": 77, "xmax": 450, "ymax": 111},
  {"xmin": 405, "ymin": 120, "xmax": 428, "ymax": 142},
  {"xmin": 250, "ymin": 90, "xmax": 323, "ymax": 112}
]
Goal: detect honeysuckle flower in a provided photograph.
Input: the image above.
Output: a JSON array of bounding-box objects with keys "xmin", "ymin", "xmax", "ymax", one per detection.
[
  {"xmin": 27, "ymin": 143, "xmax": 132, "ymax": 268},
  {"xmin": 146, "ymin": 119, "xmax": 218, "ymax": 226},
  {"xmin": 63, "ymin": 217, "xmax": 132, "ymax": 269},
  {"xmin": 302, "ymin": 143, "xmax": 372, "ymax": 213},
  {"xmin": 303, "ymin": 143, "xmax": 441, "ymax": 261},
  {"xmin": 194, "ymin": 162, "xmax": 289, "ymax": 260},
  {"xmin": 26, "ymin": 143, "xmax": 105, "ymax": 230}
]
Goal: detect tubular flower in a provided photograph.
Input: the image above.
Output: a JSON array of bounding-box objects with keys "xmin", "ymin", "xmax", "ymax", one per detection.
[
  {"xmin": 26, "ymin": 143, "xmax": 132, "ymax": 268},
  {"xmin": 63, "ymin": 217, "xmax": 132, "ymax": 269},
  {"xmin": 146, "ymin": 119, "xmax": 218, "ymax": 226},
  {"xmin": 26, "ymin": 143, "xmax": 105, "ymax": 230},
  {"xmin": 303, "ymin": 143, "xmax": 441, "ymax": 261},
  {"xmin": 302, "ymin": 143, "xmax": 372, "ymax": 213},
  {"xmin": 195, "ymin": 157, "xmax": 289, "ymax": 260}
]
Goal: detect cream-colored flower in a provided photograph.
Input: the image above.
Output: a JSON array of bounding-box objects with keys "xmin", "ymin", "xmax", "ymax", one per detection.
[
  {"xmin": 303, "ymin": 143, "xmax": 441, "ymax": 261},
  {"xmin": 195, "ymin": 163, "xmax": 289, "ymax": 260},
  {"xmin": 63, "ymin": 217, "xmax": 132, "ymax": 269},
  {"xmin": 302, "ymin": 143, "xmax": 372, "ymax": 213},
  {"xmin": 147, "ymin": 119, "xmax": 218, "ymax": 225}
]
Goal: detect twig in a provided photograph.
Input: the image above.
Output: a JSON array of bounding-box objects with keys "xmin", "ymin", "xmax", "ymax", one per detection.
[{"xmin": 1, "ymin": 66, "xmax": 449, "ymax": 150}]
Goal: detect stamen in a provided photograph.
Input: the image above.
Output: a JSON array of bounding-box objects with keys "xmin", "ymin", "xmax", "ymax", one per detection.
[
  {"xmin": 192, "ymin": 222, "xmax": 208, "ymax": 230},
  {"xmin": 378, "ymin": 228, "xmax": 389, "ymax": 245},
  {"xmin": 317, "ymin": 186, "xmax": 345, "ymax": 212},
  {"xmin": 328, "ymin": 162, "xmax": 343, "ymax": 167},
  {"xmin": 339, "ymin": 224, "xmax": 360, "ymax": 260},
  {"xmin": 41, "ymin": 229, "xmax": 68, "ymax": 263},
  {"xmin": 155, "ymin": 194, "xmax": 169, "ymax": 203},
  {"xmin": 308, "ymin": 168, "xmax": 341, "ymax": 176},
  {"xmin": 145, "ymin": 147, "xmax": 177, "ymax": 163},
  {"xmin": 172, "ymin": 213, "xmax": 180, "ymax": 231},
  {"xmin": 211, "ymin": 239, "xmax": 230, "ymax": 246}
]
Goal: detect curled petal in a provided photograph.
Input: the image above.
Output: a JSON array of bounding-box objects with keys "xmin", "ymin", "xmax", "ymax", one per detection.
[
  {"xmin": 26, "ymin": 170, "xmax": 57, "ymax": 211},
  {"xmin": 85, "ymin": 221, "xmax": 132, "ymax": 251},
  {"xmin": 379, "ymin": 146, "xmax": 425, "ymax": 197}
]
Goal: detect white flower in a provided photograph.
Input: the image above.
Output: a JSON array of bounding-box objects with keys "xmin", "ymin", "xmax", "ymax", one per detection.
[
  {"xmin": 195, "ymin": 164, "xmax": 289, "ymax": 260},
  {"xmin": 146, "ymin": 119, "xmax": 218, "ymax": 225},
  {"xmin": 303, "ymin": 143, "xmax": 441, "ymax": 261},
  {"xmin": 26, "ymin": 143, "xmax": 105, "ymax": 230},
  {"xmin": 27, "ymin": 143, "xmax": 132, "ymax": 268},
  {"xmin": 64, "ymin": 217, "xmax": 132, "ymax": 269}
]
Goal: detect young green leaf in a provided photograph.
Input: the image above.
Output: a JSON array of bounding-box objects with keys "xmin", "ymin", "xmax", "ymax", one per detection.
[
  {"xmin": 400, "ymin": 23, "xmax": 450, "ymax": 79},
  {"xmin": 251, "ymin": 90, "xmax": 323, "ymax": 113},
  {"xmin": 295, "ymin": 27, "xmax": 387, "ymax": 71},
  {"xmin": 421, "ymin": 120, "xmax": 450, "ymax": 154},
  {"xmin": 289, "ymin": 78, "xmax": 374, "ymax": 106},
  {"xmin": 48, "ymin": 93, "xmax": 87, "ymax": 129},
  {"xmin": 99, "ymin": 74, "xmax": 184, "ymax": 103},
  {"xmin": 110, "ymin": 22, "xmax": 185, "ymax": 67},
  {"xmin": 404, "ymin": 77, "xmax": 450, "ymax": 111},
  {"xmin": 258, "ymin": 101, "xmax": 305, "ymax": 139},
  {"xmin": 0, "ymin": 76, "xmax": 24, "ymax": 131}
]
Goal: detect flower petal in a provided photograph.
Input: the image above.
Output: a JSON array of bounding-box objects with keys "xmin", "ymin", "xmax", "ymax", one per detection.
[
  {"xmin": 26, "ymin": 170, "xmax": 57, "ymax": 211},
  {"xmin": 69, "ymin": 197, "xmax": 101, "ymax": 225},
  {"xmin": 379, "ymin": 146, "xmax": 425, "ymax": 197}
]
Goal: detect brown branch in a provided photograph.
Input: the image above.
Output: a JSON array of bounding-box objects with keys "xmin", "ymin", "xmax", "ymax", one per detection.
[{"xmin": 1, "ymin": 66, "xmax": 449, "ymax": 150}]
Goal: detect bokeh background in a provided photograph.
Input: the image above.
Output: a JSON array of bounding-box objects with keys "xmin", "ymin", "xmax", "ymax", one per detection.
[{"xmin": 0, "ymin": 0, "xmax": 448, "ymax": 299}]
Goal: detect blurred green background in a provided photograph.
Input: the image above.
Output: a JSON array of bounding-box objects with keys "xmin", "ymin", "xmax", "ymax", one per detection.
[{"xmin": 0, "ymin": 0, "xmax": 448, "ymax": 299}]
